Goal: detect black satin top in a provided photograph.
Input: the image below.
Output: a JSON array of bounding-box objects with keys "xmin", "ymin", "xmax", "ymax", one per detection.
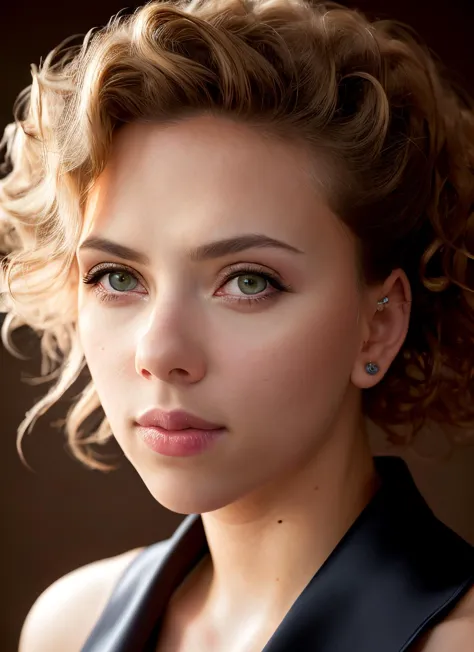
[{"xmin": 82, "ymin": 457, "xmax": 474, "ymax": 652}]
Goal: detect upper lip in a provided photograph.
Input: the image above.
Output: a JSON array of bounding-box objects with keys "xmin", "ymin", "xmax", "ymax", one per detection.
[{"xmin": 136, "ymin": 409, "xmax": 224, "ymax": 431}]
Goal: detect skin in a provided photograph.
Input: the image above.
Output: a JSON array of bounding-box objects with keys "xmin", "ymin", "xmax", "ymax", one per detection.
[
  {"xmin": 75, "ymin": 113, "xmax": 413, "ymax": 648},
  {"xmin": 19, "ymin": 113, "xmax": 473, "ymax": 651}
]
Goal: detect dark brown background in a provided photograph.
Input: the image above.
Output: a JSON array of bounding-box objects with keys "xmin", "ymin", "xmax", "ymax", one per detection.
[{"xmin": 1, "ymin": 1, "xmax": 474, "ymax": 650}]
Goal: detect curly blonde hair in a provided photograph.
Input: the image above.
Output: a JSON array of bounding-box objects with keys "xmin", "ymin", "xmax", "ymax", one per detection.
[{"xmin": 1, "ymin": 0, "xmax": 474, "ymax": 469}]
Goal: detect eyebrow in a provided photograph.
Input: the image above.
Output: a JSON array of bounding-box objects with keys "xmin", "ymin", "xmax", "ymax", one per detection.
[{"xmin": 78, "ymin": 233, "xmax": 304, "ymax": 265}]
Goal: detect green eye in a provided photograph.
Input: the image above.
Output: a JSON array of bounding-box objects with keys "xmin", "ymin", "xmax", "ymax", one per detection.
[
  {"xmin": 237, "ymin": 274, "xmax": 268, "ymax": 295},
  {"xmin": 108, "ymin": 271, "xmax": 138, "ymax": 292}
]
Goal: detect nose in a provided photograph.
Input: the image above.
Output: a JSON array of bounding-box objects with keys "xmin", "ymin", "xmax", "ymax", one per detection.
[{"xmin": 134, "ymin": 302, "xmax": 207, "ymax": 385}]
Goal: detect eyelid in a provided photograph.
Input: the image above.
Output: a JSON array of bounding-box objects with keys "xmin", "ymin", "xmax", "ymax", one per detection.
[
  {"xmin": 215, "ymin": 262, "xmax": 286, "ymax": 286},
  {"xmin": 82, "ymin": 262, "xmax": 145, "ymax": 285}
]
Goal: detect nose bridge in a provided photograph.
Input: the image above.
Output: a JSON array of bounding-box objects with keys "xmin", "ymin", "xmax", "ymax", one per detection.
[
  {"xmin": 146, "ymin": 290, "xmax": 182, "ymax": 333},
  {"xmin": 138, "ymin": 292, "xmax": 189, "ymax": 356}
]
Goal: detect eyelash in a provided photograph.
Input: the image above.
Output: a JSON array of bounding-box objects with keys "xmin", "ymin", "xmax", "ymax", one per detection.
[{"xmin": 81, "ymin": 263, "xmax": 291, "ymax": 306}]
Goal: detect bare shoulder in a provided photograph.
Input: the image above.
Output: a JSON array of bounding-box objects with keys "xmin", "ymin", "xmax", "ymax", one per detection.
[
  {"xmin": 18, "ymin": 546, "xmax": 144, "ymax": 652},
  {"xmin": 415, "ymin": 584, "xmax": 474, "ymax": 651}
]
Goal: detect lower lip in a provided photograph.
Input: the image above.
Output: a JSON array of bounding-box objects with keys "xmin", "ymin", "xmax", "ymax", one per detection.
[{"xmin": 136, "ymin": 426, "xmax": 226, "ymax": 457}]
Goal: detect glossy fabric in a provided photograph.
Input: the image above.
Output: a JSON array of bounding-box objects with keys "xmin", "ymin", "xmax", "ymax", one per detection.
[{"xmin": 82, "ymin": 457, "xmax": 474, "ymax": 651}]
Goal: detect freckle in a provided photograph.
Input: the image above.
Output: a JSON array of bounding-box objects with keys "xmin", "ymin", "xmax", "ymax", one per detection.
[
  {"xmin": 278, "ymin": 519, "xmax": 283, "ymax": 524},
  {"xmin": 313, "ymin": 486, "xmax": 319, "ymax": 491},
  {"xmin": 276, "ymin": 577, "xmax": 279, "ymax": 582}
]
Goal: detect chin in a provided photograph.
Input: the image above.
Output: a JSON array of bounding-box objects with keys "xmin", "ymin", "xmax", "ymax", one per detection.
[
  {"xmin": 150, "ymin": 487, "xmax": 233, "ymax": 515},
  {"xmin": 141, "ymin": 473, "xmax": 245, "ymax": 515}
]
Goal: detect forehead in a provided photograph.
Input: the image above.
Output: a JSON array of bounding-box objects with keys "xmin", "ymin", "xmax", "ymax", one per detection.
[{"xmin": 82, "ymin": 116, "xmax": 348, "ymax": 255}]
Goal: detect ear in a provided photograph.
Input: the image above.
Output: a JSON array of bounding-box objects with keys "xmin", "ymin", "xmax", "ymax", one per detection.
[{"xmin": 351, "ymin": 269, "xmax": 412, "ymax": 389}]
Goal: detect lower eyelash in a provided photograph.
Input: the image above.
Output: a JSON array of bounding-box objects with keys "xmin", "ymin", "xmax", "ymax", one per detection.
[
  {"xmin": 220, "ymin": 292, "xmax": 276, "ymax": 306},
  {"xmin": 92, "ymin": 285, "xmax": 121, "ymax": 304}
]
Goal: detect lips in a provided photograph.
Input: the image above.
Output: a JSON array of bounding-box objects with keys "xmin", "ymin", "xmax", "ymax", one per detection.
[{"xmin": 135, "ymin": 409, "xmax": 224, "ymax": 431}]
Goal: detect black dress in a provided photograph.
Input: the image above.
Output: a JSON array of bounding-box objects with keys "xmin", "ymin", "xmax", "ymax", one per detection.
[{"xmin": 82, "ymin": 456, "xmax": 474, "ymax": 651}]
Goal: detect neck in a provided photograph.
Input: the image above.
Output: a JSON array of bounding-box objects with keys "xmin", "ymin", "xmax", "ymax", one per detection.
[{"xmin": 171, "ymin": 403, "xmax": 379, "ymax": 638}]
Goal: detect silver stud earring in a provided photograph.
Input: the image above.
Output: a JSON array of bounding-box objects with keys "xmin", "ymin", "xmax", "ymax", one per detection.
[
  {"xmin": 377, "ymin": 296, "xmax": 389, "ymax": 311},
  {"xmin": 365, "ymin": 362, "xmax": 380, "ymax": 375}
]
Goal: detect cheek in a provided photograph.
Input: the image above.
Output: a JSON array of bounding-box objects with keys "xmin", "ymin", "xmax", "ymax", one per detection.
[
  {"xmin": 218, "ymin": 289, "xmax": 361, "ymax": 433},
  {"xmin": 77, "ymin": 301, "xmax": 133, "ymax": 411},
  {"xmin": 78, "ymin": 302, "xmax": 105, "ymax": 369}
]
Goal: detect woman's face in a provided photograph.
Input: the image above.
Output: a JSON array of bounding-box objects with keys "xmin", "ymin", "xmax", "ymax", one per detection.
[{"xmin": 77, "ymin": 115, "xmax": 368, "ymax": 513}]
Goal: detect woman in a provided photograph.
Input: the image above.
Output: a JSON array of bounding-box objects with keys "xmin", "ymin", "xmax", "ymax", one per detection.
[{"xmin": 1, "ymin": 0, "xmax": 473, "ymax": 649}]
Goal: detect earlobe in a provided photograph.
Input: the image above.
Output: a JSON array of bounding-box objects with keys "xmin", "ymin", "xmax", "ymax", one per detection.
[{"xmin": 351, "ymin": 270, "xmax": 412, "ymax": 390}]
